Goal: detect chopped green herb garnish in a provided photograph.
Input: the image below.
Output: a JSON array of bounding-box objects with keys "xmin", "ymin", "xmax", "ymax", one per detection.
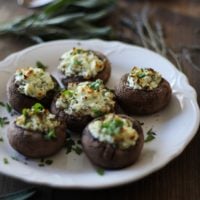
[
  {"xmin": 62, "ymin": 90, "xmax": 74, "ymax": 97},
  {"xmin": 92, "ymin": 109, "xmax": 104, "ymax": 117},
  {"xmin": 0, "ymin": 137, "xmax": 4, "ymax": 142},
  {"xmin": 44, "ymin": 129, "xmax": 57, "ymax": 140},
  {"xmin": 89, "ymin": 79, "xmax": 102, "ymax": 90},
  {"xmin": 32, "ymin": 103, "xmax": 44, "ymax": 113},
  {"xmin": 138, "ymin": 73, "xmax": 146, "ymax": 78},
  {"xmin": 74, "ymin": 59, "xmax": 82, "ymax": 66},
  {"xmin": 22, "ymin": 108, "xmax": 29, "ymax": 117},
  {"xmin": 0, "ymin": 117, "xmax": 9, "ymax": 127},
  {"xmin": 144, "ymin": 128, "xmax": 156, "ymax": 142},
  {"xmin": 3, "ymin": 158, "xmax": 9, "ymax": 164},
  {"xmin": 5, "ymin": 103, "xmax": 12, "ymax": 113},
  {"xmin": 101, "ymin": 118, "xmax": 124, "ymax": 135},
  {"xmin": 36, "ymin": 61, "xmax": 48, "ymax": 70},
  {"xmin": 65, "ymin": 133, "xmax": 82, "ymax": 155},
  {"xmin": 0, "ymin": 101, "xmax": 5, "ymax": 107},
  {"xmin": 96, "ymin": 168, "xmax": 105, "ymax": 176}
]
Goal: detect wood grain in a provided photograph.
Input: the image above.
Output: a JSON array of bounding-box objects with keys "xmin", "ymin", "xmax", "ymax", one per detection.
[{"xmin": 0, "ymin": 1, "xmax": 199, "ymax": 200}]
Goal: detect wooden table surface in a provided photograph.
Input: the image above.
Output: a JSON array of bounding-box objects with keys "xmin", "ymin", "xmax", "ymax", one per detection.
[{"xmin": 0, "ymin": 0, "xmax": 200, "ymax": 199}]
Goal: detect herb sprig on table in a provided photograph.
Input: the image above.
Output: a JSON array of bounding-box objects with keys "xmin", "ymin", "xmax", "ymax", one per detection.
[{"xmin": 0, "ymin": 0, "xmax": 116, "ymax": 43}]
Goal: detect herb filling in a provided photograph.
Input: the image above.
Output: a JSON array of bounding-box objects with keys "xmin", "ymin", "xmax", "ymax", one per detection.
[
  {"xmin": 55, "ymin": 80, "xmax": 115, "ymax": 117},
  {"xmin": 16, "ymin": 103, "xmax": 60, "ymax": 134},
  {"xmin": 127, "ymin": 67, "xmax": 162, "ymax": 90},
  {"xmin": 57, "ymin": 47, "xmax": 105, "ymax": 79},
  {"xmin": 88, "ymin": 114, "xmax": 139, "ymax": 149},
  {"xmin": 15, "ymin": 67, "xmax": 55, "ymax": 99}
]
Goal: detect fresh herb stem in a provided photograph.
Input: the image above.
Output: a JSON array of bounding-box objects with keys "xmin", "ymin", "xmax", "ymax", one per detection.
[{"xmin": 0, "ymin": 0, "xmax": 116, "ymax": 42}]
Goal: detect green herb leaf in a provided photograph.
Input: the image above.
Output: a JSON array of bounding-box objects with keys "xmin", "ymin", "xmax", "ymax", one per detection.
[
  {"xmin": 22, "ymin": 108, "xmax": 29, "ymax": 117},
  {"xmin": 32, "ymin": 103, "xmax": 44, "ymax": 113},
  {"xmin": 101, "ymin": 118, "xmax": 124, "ymax": 135},
  {"xmin": 96, "ymin": 168, "xmax": 105, "ymax": 176},
  {"xmin": 0, "ymin": 117, "xmax": 9, "ymax": 128},
  {"xmin": 138, "ymin": 73, "xmax": 146, "ymax": 78},
  {"xmin": 0, "ymin": 0, "xmax": 116, "ymax": 42},
  {"xmin": 3, "ymin": 157, "xmax": 9, "ymax": 164},
  {"xmin": 65, "ymin": 132, "xmax": 82, "ymax": 155},
  {"xmin": 89, "ymin": 79, "xmax": 102, "ymax": 90},
  {"xmin": 62, "ymin": 90, "xmax": 74, "ymax": 97},
  {"xmin": 5, "ymin": 103, "xmax": 12, "ymax": 113},
  {"xmin": 36, "ymin": 61, "xmax": 48, "ymax": 70},
  {"xmin": 144, "ymin": 128, "xmax": 156, "ymax": 143},
  {"xmin": 44, "ymin": 129, "xmax": 57, "ymax": 140},
  {"xmin": 0, "ymin": 101, "xmax": 5, "ymax": 107},
  {"xmin": 72, "ymin": 145, "xmax": 82, "ymax": 155},
  {"xmin": 92, "ymin": 109, "xmax": 104, "ymax": 117},
  {"xmin": 0, "ymin": 137, "xmax": 4, "ymax": 142}
]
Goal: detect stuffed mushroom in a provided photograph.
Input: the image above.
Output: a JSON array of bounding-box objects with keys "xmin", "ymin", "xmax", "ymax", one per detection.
[
  {"xmin": 8, "ymin": 103, "xmax": 66, "ymax": 158},
  {"xmin": 115, "ymin": 67, "xmax": 172, "ymax": 115},
  {"xmin": 51, "ymin": 79, "xmax": 116, "ymax": 132},
  {"xmin": 57, "ymin": 47, "xmax": 111, "ymax": 87},
  {"xmin": 7, "ymin": 67, "xmax": 59, "ymax": 113},
  {"xmin": 82, "ymin": 113, "xmax": 144, "ymax": 169}
]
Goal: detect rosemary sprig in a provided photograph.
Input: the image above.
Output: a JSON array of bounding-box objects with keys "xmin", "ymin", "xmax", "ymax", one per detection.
[
  {"xmin": 121, "ymin": 6, "xmax": 182, "ymax": 71},
  {"xmin": 0, "ymin": 0, "xmax": 116, "ymax": 43},
  {"xmin": 0, "ymin": 187, "xmax": 36, "ymax": 200}
]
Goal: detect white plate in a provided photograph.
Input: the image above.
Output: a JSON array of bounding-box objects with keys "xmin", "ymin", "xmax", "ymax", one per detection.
[{"xmin": 0, "ymin": 39, "xmax": 199, "ymax": 188}]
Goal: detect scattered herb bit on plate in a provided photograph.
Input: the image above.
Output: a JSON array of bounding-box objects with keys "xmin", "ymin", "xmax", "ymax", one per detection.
[
  {"xmin": 3, "ymin": 157, "xmax": 9, "ymax": 164},
  {"xmin": 0, "ymin": 117, "xmax": 9, "ymax": 127},
  {"xmin": 65, "ymin": 131, "xmax": 83, "ymax": 155},
  {"xmin": 5, "ymin": 103, "xmax": 12, "ymax": 113},
  {"xmin": 96, "ymin": 168, "xmax": 105, "ymax": 176},
  {"xmin": 36, "ymin": 61, "xmax": 48, "ymax": 70},
  {"xmin": 0, "ymin": 101, "xmax": 5, "ymax": 107},
  {"xmin": 0, "ymin": 137, "xmax": 4, "ymax": 142},
  {"xmin": 144, "ymin": 128, "xmax": 156, "ymax": 143},
  {"xmin": 38, "ymin": 158, "xmax": 53, "ymax": 167}
]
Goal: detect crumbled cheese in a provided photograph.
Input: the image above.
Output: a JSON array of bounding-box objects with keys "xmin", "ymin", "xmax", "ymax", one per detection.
[
  {"xmin": 55, "ymin": 80, "xmax": 115, "ymax": 117},
  {"xmin": 57, "ymin": 47, "xmax": 105, "ymax": 79},
  {"xmin": 127, "ymin": 67, "xmax": 162, "ymax": 90},
  {"xmin": 15, "ymin": 67, "xmax": 55, "ymax": 99},
  {"xmin": 16, "ymin": 105, "xmax": 60, "ymax": 132},
  {"xmin": 88, "ymin": 114, "xmax": 139, "ymax": 149}
]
